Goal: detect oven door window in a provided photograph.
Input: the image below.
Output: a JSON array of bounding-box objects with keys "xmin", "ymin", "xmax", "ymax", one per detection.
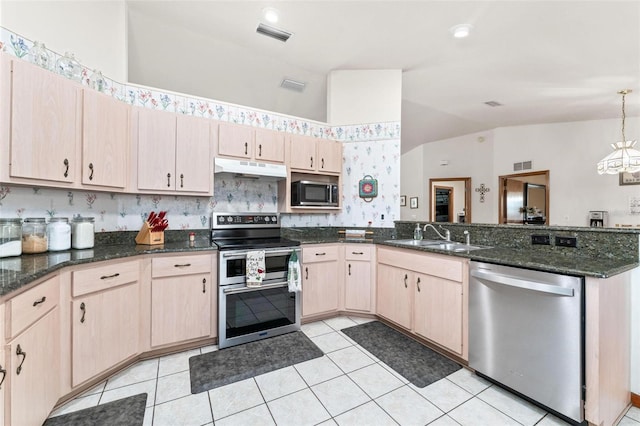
[
  {"xmin": 225, "ymin": 286, "xmax": 297, "ymax": 339},
  {"xmin": 224, "ymin": 253, "xmax": 291, "ymax": 279}
]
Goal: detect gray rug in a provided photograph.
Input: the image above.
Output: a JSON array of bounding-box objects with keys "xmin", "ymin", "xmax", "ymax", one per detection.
[
  {"xmin": 43, "ymin": 393, "xmax": 147, "ymax": 426},
  {"xmin": 189, "ymin": 331, "xmax": 323, "ymax": 393},
  {"xmin": 341, "ymin": 321, "xmax": 461, "ymax": 387}
]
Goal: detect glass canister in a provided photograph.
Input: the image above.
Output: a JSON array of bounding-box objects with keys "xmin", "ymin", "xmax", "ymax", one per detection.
[
  {"xmin": 55, "ymin": 51, "xmax": 82, "ymax": 81},
  {"xmin": 28, "ymin": 41, "xmax": 53, "ymax": 70},
  {"xmin": 0, "ymin": 218, "xmax": 23, "ymax": 258},
  {"xmin": 47, "ymin": 217, "xmax": 71, "ymax": 251},
  {"xmin": 22, "ymin": 217, "xmax": 48, "ymax": 254},
  {"xmin": 71, "ymin": 216, "xmax": 95, "ymax": 249}
]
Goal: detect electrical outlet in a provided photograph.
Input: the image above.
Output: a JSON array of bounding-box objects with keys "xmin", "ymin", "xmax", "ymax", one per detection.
[
  {"xmin": 556, "ymin": 236, "xmax": 577, "ymax": 248},
  {"xmin": 531, "ymin": 235, "xmax": 550, "ymax": 245}
]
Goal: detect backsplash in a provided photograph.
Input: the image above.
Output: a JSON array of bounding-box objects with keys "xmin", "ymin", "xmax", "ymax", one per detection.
[{"xmin": 0, "ymin": 27, "xmax": 400, "ymax": 231}]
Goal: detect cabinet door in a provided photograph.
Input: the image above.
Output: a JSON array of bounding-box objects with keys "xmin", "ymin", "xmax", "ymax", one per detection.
[
  {"xmin": 414, "ymin": 274, "xmax": 463, "ymax": 355},
  {"xmin": 82, "ymin": 89, "xmax": 129, "ymax": 188},
  {"xmin": 344, "ymin": 260, "xmax": 372, "ymax": 312},
  {"xmin": 72, "ymin": 282, "xmax": 139, "ymax": 386},
  {"xmin": 176, "ymin": 115, "xmax": 212, "ymax": 193},
  {"xmin": 218, "ymin": 122, "xmax": 254, "ymax": 159},
  {"xmin": 317, "ymin": 139, "xmax": 342, "ymax": 173},
  {"xmin": 151, "ymin": 273, "xmax": 211, "ymax": 347},
  {"xmin": 9, "ymin": 308, "xmax": 60, "ymax": 426},
  {"xmin": 376, "ymin": 264, "xmax": 413, "ymax": 329},
  {"xmin": 302, "ymin": 261, "xmax": 339, "ymax": 317},
  {"xmin": 289, "ymin": 135, "xmax": 317, "ymax": 171},
  {"xmin": 10, "ymin": 59, "xmax": 80, "ymax": 183},
  {"xmin": 254, "ymin": 128, "xmax": 285, "ymax": 163},
  {"xmin": 137, "ymin": 108, "xmax": 177, "ymax": 191}
]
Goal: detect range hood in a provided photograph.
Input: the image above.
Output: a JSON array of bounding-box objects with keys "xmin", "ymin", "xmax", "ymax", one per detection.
[{"xmin": 214, "ymin": 157, "xmax": 287, "ymax": 179}]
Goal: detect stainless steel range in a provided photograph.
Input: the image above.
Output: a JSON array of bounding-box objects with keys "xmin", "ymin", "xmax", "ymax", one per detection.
[{"xmin": 211, "ymin": 213, "xmax": 301, "ymax": 349}]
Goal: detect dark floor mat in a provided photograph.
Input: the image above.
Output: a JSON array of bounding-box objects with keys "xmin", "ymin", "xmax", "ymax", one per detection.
[
  {"xmin": 342, "ymin": 321, "xmax": 461, "ymax": 387},
  {"xmin": 189, "ymin": 331, "xmax": 323, "ymax": 393},
  {"xmin": 43, "ymin": 393, "xmax": 147, "ymax": 426}
]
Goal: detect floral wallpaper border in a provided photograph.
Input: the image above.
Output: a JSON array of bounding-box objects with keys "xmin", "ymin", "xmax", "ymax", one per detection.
[{"xmin": 0, "ymin": 27, "xmax": 401, "ymax": 142}]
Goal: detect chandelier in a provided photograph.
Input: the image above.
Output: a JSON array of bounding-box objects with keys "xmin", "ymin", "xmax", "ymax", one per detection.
[{"xmin": 597, "ymin": 90, "xmax": 640, "ymax": 175}]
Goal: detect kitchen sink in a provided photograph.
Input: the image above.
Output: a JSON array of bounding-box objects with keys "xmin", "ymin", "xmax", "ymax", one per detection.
[{"xmin": 386, "ymin": 239, "xmax": 491, "ymax": 252}]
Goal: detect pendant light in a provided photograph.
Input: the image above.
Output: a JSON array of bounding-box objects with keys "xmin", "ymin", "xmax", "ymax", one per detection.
[{"xmin": 597, "ymin": 90, "xmax": 640, "ymax": 175}]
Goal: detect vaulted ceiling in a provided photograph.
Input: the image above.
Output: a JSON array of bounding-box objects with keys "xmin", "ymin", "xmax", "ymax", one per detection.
[{"xmin": 127, "ymin": 1, "xmax": 640, "ymax": 153}]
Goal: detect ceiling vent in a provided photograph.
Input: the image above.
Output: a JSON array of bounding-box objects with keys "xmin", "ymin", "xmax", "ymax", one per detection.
[
  {"xmin": 484, "ymin": 101, "xmax": 503, "ymax": 107},
  {"xmin": 256, "ymin": 23, "xmax": 292, "ymax": 42},
  {"xmin": 513, "ymin": 161, "xmax": 533, "ymax": 171},
  {"xmin": 280, "ymin": 78, "xmax": 306, "ymax": 92}
]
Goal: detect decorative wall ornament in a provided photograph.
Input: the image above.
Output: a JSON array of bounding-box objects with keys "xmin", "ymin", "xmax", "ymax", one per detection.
[
  {"xmin": 358, "ymin": 175, "xmax": 378, "ymax": 202},
  {"xmin": 475, "ymin": 183, "xmax": 490, "ymax": 203}
]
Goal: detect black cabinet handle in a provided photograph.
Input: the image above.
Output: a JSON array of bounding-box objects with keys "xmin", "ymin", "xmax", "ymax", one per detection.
[
  {"xmin": 352, "ymin": 251, "xmax": 364, "ymax": 255},
  {"xmin": 258, "ymin": 144, "xmax": 262, "ymax": 156},
  {"xmin": 32, "ymin": 296, "xmax": 46, "ymax": 307},
  {"xmin": 417, "ymin": 277, "xmax": 421, "ymax": 292},
  {"xmin": 0, "ymin": 364, "xmax": 5, "ymax": 389},
  {"xmin": 315, "ymin": 252, "xmax": 326, "ymax": 256},
  {"xmin": 321, "ymin": 158, "xmax": 325, "ymax": 169},
  {"xmin": 174, "ymin": 263, "xmax": 191, "ymax": 268},
  {"xmin": 310, "ymin": 157, "xmax": 313, "ymax": 168},
  {"xmin": 244, "ymin": 142, "xmax": 248, "ymax": 155},
  {"xmin": 80, "ymin": 302, "xmax": 86, "ymax": 323},
  {"xmin": 180, "ymin": 173, "xmax": 184, "ymax": 188},
  {"xmin": 63, "ymin": 158, "xmax": 69, "ymax": 178},
  {"xmin": 16, "ymin": 345, "xmax": 26, "ymax": 375},
  {"xmin": 88, "ymin": 163, "xmax": 94, "ymax": 180},
  {"xmin": 404, "ymin": 274, "xmax": 408, "ymax": 288},
  {"xmin": 100, "ymin": 273, "xmax": 120, "ymax": 280},
  {"xmin": 305, "ymin": 267, "xmax": 308, "ymax": 280},
  {"xmin": 202, "ymin": 278, "xmax": 206, "ymax": 293},
  {"xmin": 167, "ymin": 173, "xmax": 171, "ymax": 187},
  {"xmin": 348, "ymin": 264, "xmax": 351, "ymax": 276}
]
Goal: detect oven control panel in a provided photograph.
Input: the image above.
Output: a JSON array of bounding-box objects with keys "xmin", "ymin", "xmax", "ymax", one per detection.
[{"xmin": 212, "ymin": 213, "xmax": 279, "ymax": 228}]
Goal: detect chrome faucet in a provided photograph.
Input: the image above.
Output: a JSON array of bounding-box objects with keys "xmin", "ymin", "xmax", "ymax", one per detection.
[
  {"xmin": 464, "ymin": 230, "xmax": 470, "ymax": 245},
  {"xmin": 423, "ymin": 224, "xmax": 450, "ymax": 241}
]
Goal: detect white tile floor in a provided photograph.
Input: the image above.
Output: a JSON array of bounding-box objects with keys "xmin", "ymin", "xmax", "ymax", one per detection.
[{"xmin": 48, "ymin": 316, "xmax": 640, "ymax": 426}]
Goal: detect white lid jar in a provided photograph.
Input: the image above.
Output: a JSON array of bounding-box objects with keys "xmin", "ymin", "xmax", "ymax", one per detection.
[
  {"xmin": 47, "ymin": 217, "xmax": 71, "ymax": 251},
  {"xmin": 71, "ymin": 216, "xmax": 95, "ymax": 249}
]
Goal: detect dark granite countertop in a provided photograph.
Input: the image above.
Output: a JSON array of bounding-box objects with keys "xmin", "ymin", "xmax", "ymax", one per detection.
[{"xmin": 0, "ymin": 239, "xmax": 217, "ymax": 298}]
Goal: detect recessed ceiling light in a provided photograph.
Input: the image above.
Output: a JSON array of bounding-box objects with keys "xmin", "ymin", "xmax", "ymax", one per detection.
[
  {"xmin": 256, "ymin": 23, "xmax": 292, "ymax": 42},
  {"xmin": 450, "ymin": 24, "xmax": 472, "ymax": 38},
  {"xmin": 263, "ymin": 7, "xmax": 279, "ymax": 24}
]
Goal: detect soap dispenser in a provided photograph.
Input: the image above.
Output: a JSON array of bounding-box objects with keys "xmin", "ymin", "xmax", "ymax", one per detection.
[{"xmin": 413, "ymin": 223, "xmax": 423, "ymax": 240}]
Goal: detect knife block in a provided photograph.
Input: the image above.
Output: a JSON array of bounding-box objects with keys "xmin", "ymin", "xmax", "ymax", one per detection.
[{"xmin": 135, "ymin": 222, "xmax": 165, "ymax": 245}]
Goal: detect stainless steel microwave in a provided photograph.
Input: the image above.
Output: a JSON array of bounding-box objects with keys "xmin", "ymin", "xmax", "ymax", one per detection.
[{"xmin": 291, "ymin": 181, "xmax": 339, "ymax": 207}]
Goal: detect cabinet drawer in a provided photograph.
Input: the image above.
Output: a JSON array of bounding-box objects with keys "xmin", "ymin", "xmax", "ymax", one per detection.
[
  {"xmin": 8, "ymin": 275, "xmax": 59, "ymax": 339},
  {"xmin": 152, "ymin": 254, "xmax": 212, "ymax": 278},
  {"xmin": 378, "ymin": 247, "xmax": 464, "ymax": 282},
  {"xmin": 303, "ymin": 245, "xmax": 339, "ymax": 263},
  {"xmin": 345, "ymin": 244, "xmax": 373, "ymax": 261},
  {"xmin": 73, "ymin": 260, "xmax": 140, "ymax": 297}
]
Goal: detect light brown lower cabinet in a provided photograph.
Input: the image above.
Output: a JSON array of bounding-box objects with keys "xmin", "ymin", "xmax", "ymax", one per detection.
[
  {"xmin": 150, "ymin": 254, "xmax": 213, "ymax": 347},
  {"xmin": 4, "ymin": 275, "xmax": 61, "ymax": 426},
  {"xmin": 302, "ymin": 244, "xmax": 340, "ymax": 319},
  {"xmin": 377, "ymin": 246, "xmax": 469, "ymax": 360},
  {"xmin": 342, "ymin": 244, "xmax": 376, "ymax": 313},
  {"xmin": 70, "ymin": 260, "xmax": 140, "ymax": 387}
]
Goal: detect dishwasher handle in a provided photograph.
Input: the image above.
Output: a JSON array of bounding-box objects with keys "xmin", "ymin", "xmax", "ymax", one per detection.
[{"xmin": 471, "ymin": 269, "xmax": 574, "ymax": 297}]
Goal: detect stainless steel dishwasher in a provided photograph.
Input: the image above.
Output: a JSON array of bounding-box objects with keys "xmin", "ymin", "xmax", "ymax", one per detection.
[{"xmin": 469, "ymin": 261, "xmax": 585, "ymax": 425}]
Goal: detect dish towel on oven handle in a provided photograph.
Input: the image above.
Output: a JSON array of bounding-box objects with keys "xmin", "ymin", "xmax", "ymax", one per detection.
[
  {"xmin": 288, "ymin": 250, "xmax": 302, "ymax": 293},
  {"xmin": 246, "ymin": 250, "xmax": 266, "ymax": 287}
]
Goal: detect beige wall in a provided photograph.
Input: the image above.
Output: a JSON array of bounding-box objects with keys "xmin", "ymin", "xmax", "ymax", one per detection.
[
  {"xmin": 0, "ymin": 0, "xmax": 127, "ymax": 81},
  {"xmin": 327, "ymin": 69, "xmax": 402, "ymax": 124}
]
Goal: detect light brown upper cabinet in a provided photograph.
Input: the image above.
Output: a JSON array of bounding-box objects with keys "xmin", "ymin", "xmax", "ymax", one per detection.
[
  {"xmin": 136, "ymin": 108, "xmax": 213, "ymax": 194},
  {"xmin": 218, "ymin": 122, "xmax": 285, "ymax": 164},
  {"xmin": 289, "ymin": 135, "xmax": 342, "ymax": 174},
  {"xmin": 3, "ymin": 55, "xmax": 81, "ymax": 185},
  {"xmin": 82, "ymin": 89, "xmax": 130, "ymax": 189}
]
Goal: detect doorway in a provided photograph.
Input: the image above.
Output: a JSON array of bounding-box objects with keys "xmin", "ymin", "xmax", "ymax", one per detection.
[
  {"xmin": 429, "ymin": 177, "xmax": 471, "ymax": 223},
  {"xmin": 498, "ymin": 170, "xmax": 549, "ymax": 225}
]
